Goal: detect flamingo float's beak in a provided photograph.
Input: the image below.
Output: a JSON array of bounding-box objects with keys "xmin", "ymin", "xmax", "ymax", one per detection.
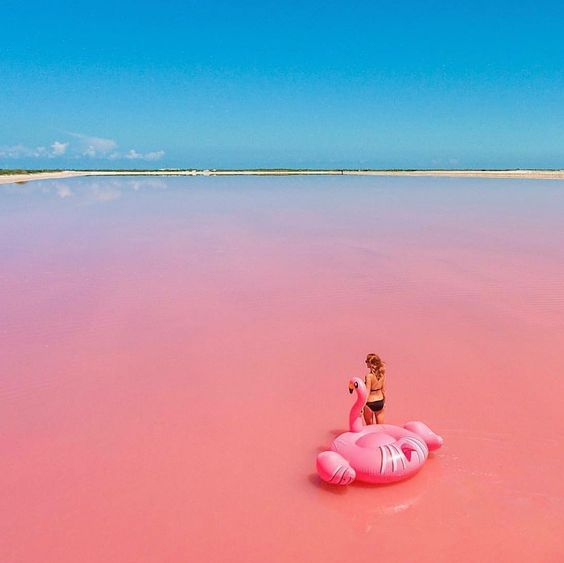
[{"xmin": 348, "ymin": 382, "xmax": 354, "ymax": 394}]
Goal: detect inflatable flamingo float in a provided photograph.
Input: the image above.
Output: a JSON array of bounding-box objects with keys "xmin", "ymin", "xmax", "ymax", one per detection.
[{"xmin": 317, "ymin": 377, "xmax": 443, "ymax": 485}]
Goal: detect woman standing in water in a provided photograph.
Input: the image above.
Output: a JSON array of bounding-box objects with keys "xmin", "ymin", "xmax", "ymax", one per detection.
[{"xmin": 363, "ymin": 353, "xmax": 386, "ymax": 424}]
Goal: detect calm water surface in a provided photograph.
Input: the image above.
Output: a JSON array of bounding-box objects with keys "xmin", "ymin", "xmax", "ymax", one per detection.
[{"xmin": 1, "ymin": 176, "xmax": 563, "ymax": 562}]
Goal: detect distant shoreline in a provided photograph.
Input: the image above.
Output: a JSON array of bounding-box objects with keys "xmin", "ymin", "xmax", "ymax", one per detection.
[{"xmin": 1, "ymin": 168, "xmax": 564, "ymax": 185}]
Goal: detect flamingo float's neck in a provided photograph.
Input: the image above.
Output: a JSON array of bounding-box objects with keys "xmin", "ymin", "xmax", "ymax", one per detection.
[{"xmin": 349, "ymin": 381, "xmax": 367, "ymax": 432}]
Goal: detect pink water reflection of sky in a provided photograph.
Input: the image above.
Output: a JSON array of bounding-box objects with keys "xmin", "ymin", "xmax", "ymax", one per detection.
[{"xmin": 1, "ymin": 176, "xmax": 563, "ymax": 562}]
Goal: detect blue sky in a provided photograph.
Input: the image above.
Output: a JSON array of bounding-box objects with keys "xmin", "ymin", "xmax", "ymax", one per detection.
[{"xmin": 1, "ymin": 0, "xmax": 563, "ymax": 169}]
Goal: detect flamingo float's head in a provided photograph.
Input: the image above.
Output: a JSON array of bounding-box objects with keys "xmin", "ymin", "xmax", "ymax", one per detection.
[
  {"xmin": 347, "ymin": 377, "xmax": 367, "ymax": 432},
  {"xmin": 348, "ymin": 377, "xmax": 365, "ymax": 394}
]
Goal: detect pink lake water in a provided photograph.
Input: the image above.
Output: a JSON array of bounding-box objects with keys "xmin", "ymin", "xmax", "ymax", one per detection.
[{"xmin": 1, "ymin": 176, "xmax": 563, "ymax": 562}]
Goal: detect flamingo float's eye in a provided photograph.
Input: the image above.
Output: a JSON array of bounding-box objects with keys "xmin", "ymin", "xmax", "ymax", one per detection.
[{"xmin": 354, "ymin": 381, "xmax": 358, "ymax": 388}]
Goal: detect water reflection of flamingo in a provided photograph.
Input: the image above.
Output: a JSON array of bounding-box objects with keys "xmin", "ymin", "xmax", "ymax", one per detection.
[{"xmin": 317, "ymin": 377, "xmax": 443, "ymax": 485}]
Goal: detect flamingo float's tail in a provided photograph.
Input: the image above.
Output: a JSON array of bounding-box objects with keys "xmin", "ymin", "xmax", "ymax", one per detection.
[
  {"xmin": 403, "ymin": 421, "xmax": 444, "ymax": 451},
  {"xmin": 316, "ymin": 451, "xmax": 356, "ymax": 485}
]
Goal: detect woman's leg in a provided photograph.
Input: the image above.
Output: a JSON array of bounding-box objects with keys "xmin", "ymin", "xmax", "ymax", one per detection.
[
  {"xmin": 375, "ymin": 409, "xmax": 385, "ymax": 424},
  {"xmin": 363, "ymin": 405, "xmax": 374, "ymax": 425}
]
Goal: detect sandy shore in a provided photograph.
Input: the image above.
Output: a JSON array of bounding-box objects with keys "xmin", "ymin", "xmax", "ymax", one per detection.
[{"xmin": 1, "ymin": 168, "xmax": 564, "ymax": 185}]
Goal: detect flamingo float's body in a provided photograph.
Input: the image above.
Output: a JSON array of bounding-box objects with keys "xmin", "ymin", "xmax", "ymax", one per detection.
[{"xmin": 317, "ymin": 377, "xmax": 443, "ymax": 485}]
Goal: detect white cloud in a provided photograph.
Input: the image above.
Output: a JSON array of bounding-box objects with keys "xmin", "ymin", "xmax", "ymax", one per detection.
[
  {"xmin": 431, "ymin": 157, "xmax": 460, "ymax": 167},
  {"xmin": 0, "ymin": 144, "xmax": 26, "ymax": 158},
  {"xmin": 122, "ymin": 149, "xmax": 165, "ymax": 161},
  {"xmin": 0, "ymin": 144, "xmax": 48, "ymax": 158},
  {"xmin": 67, "ymin": 132, "xmax": 164, "ymax": 161},
  {"xmin": 125, "ymin": 149, "xmax": 143, "ymax": 160},
  {"xmin": 1, "ymin": 133, "xmax": 164, "ymax": 162},
  {"xmin": 68, "ymin": 132, "xmax": 118, "ymax": 157},
  {"xmin": 50, "ymin": 141, "xmax": 68, "ymax": 156},
  {"xmin": 144, "ymin": 150, "xmax": 165, "ymax": 161}
]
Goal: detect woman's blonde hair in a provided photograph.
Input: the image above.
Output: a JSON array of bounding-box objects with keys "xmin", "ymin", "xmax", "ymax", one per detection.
[{"xmin": 366, "ymin": 353, "xmax": 385, "ymax": 379}]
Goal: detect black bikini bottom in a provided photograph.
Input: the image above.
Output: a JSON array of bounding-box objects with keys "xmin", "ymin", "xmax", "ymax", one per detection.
[{"xmin": 366, "ymin": 399, "xmax": 385, "ymax": 413}]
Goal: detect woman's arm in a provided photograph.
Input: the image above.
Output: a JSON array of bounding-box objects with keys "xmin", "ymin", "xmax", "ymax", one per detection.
[{"xmin": 365, "ymin": 372, "xmax": 373, "ymax": 393}]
